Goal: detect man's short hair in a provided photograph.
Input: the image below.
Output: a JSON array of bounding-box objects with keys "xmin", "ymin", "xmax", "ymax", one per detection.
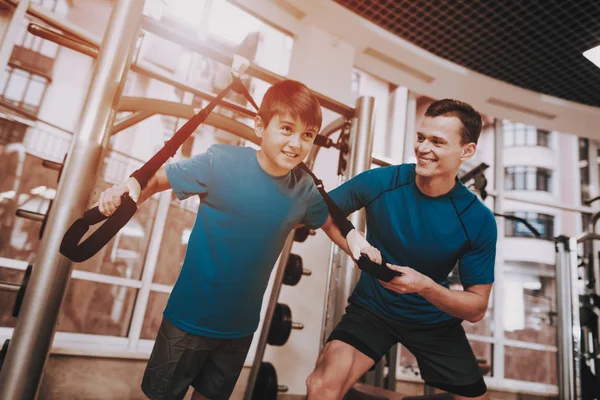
[
  {"xmin": 258, "ymin": 80, "xmax": 322, "ymax": 132},
  {"xmin": 425, "ymin": 99, "xmax": 483, "ymax": 144}
]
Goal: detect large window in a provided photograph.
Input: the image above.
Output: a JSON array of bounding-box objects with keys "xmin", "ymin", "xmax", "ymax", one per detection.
[
  {"xmin": 504, "ymin": 166, "xmax": 553, "ymax": 192},
  {"xmin": 505, "ymin": 212, "xmax": 555, "ymax": 240},
  {"xmin": 504, "ymin": 121, "xmax": 551, "ymax": 148},
  {"xmin": 0, "ymin": 67, "xmax": 50, "ymax": 115}
]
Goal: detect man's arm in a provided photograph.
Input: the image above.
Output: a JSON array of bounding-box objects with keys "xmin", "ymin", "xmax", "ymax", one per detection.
[
  {"xmin": 379, "ymin": 264, "xmax": 491, "ymax": 323},
  {"xmin": 421, "ymin": 281, "xmax": 491, "ymax": 323}
]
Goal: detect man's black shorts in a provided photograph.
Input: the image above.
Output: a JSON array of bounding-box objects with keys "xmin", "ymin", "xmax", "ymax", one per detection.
[
  {"xmin": 142, "ymin": 317, "xmax": 253, "ymax": 400},
  {"xmin": 327, "ymin": 301, "xmax": 487, "ymax": 398}
]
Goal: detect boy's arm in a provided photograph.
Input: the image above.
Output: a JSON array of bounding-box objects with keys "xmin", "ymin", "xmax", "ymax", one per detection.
[
  {"xmin": 320, "ymin": 215, "xmax": 382, "ymax": 264},
  {"xmin": 137, "ymin": 167, "xmax": 171, "ymax": 204},
  {"xmin": 98, "ymin": 167, "xmax": 171, "ymax": 216}
]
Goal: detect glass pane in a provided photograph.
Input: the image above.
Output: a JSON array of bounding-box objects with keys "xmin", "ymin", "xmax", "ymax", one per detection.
[
  {"xmin": 16, "ymin": 24, "xmax": 27, "ymax": 46},
  {"xmin": 515, "ymin": 170, "xmax": 525, "ymax": 190},
  {"xmin": 32, "ymin": 36, "xmax": 43, "ymax": 52},
  {"xmin": 0, "ymin": 267, "xmax": 28, "ymax": 328},
  {"xmin": 514, "ymin": 124, "xmax": 526, "ymax": 146},
  {"xmin": 72, "ymin": 195, "xmax": 159, "ymax": 279},
  {"xmin": 398, "ymin": 346, "xmax": 420, "ymax": 377},
  {"xmin": 153, "ymin": 195, "xmax": 198, "ymax": 285},
  {"xmin": 42, "ymin": 0, "xmax": 56, "ymax": 10},
  {"xmin": 4, "ymin": 69, "xmax": 28, "ymax": 102},
  {"xmin": 0, "ymin": 155, "xmax": 57, "ymax": 261},
  {"xmin": 0, "ymin": 67, "xmax": 9, "ymax": 94},
  {"xmin": 208, "ymin": 0, "xmax": 261, "ymax": 46},
  {"xmin": 22, "ymin": 32, "xmax": 34, "ymax": 49},
  {"xmin": 24, "ymin": 78, "xmax": 46, "ymax": 108},
  {"xmin": 526, "ymin": 127, "xmax": 536, "ymax": 146},
  {"xmin": 504, "ymin": 130, "xmax": 514, "ymax": 147},
  {"xmin": 72, "ymin": 153, "xmax": 159, "ymax": 278},
  {"xmin": 170, "ymin": 0, "xmax": 208, "ymax": 29},
  {"xmin": 469, "ymin": 341, "xmax": 493, "ymax": 377},
  {"xmin": 55, "ymin": 0, "xmax": 69, "ymax": 16},
  {"xmin": 463, "ymin": 308, "xmax": 493, "ymax": 337},
  {"xmin": 141, "ymin": 291, "xmax": 169, "ymax": 339},
  {"xmin": 57, "ymin": 280, "xmax": 138, "ymax": 336},
  {"xmin": 504, "ymin": 271, "xmax": 556, "ymax": 346},
  {"xmin": 40, "ymin": 40, "xmax": 59, "ymax": 58},
  {"xmin": 505, "ymin": 346, "xmax": 557, "ymax": 384}
]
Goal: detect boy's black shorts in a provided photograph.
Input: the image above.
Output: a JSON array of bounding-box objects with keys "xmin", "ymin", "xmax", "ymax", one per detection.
[
  {"xmin": 327, "ymin": 300, "xmax": 487, "ymax": 398},
  {"xmin": 142, "ymin": 317, "xmax": 253, "ymax": 400}
]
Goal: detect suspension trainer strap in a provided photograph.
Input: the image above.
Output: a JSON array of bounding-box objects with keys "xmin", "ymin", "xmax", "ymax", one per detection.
[
  {"xmin": 61, "ymin": 75, "xmax": 254, "ymax": 263},
  {"xmin": 296, "ymin": 163, "xmax": 400, "ymax": 282}
]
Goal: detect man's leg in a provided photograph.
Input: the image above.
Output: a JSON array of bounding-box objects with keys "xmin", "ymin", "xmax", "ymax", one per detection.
[
  {"xmin": 306, "ymin": 301, "xmax": 399, "ymax": 400},
  {"xmin": 306, "ymin": 340, "xmax": 374, "ymax": 399},
  {"xmin": 191, "ymin": 391, "xmax": 209, "ymax": 400},
  {"xmin": 456, "ymin": 393, "xmax": 487, "ymax": 400},
  {"xmin": 400, "ymin": 319, "xmax": 488, "ymax": 399}
]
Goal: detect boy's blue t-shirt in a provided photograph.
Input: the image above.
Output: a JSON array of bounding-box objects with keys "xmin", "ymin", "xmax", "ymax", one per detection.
[
  {"xmin": 330, "ymin": 163, "xmax": 497, "ymax": 324},
  {"xmin": 164, "ymin": 144, "xmax": 328, "ymax": 338}
]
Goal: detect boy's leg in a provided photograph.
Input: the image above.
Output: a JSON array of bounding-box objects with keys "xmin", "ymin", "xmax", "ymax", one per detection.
[
  {"xmin": 191, "ymin": 334, "xmax": 253, "ymax": 400},
  {"xmin": 306, "ymin": 301, "xmax": 398, "ymax": 400},
  {"xmin": 141, "ymin": 318, "xmax": 215, "ymax": 400},
  {"xmin": 400, "ymin": 319, "xmax": 488, "ymax": 399}
]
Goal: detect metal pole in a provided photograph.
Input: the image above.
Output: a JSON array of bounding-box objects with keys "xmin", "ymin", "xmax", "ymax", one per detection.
[
  {"xmin": 350, "ymin": 97, "xmax": 381, "ymax": 386},
  {"xmin": 586, "ymin": 140, "xmax": 600, "ymax": 296},
  {"xmin": 243, "ymin": 234, "xmax": 295, "ymax": 400},
  {"xmin": 0, "ymin": 0, "xmax": 31, "ymax": 83},
  {"xmin": 0, "ymin": 1, "xmax": 144, "ymax": 398},
  {"xmin": 334, "ymin": 96, "xmax": 376, "ymax": 325},
  {"xmin": 556, "ymin": 237, "xmax": 575, "ymax": 400},
  {"xmin": 492, "ymin": 118, "xmax": 506, "ymax": 381},
  {"xmin": 569, "ymin": 236, "xmax": 582, "ymax": 399}
]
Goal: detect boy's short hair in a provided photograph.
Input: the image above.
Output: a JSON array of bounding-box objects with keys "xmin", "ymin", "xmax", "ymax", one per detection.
[
  {"xmin": 258, "ymin": 80, "xmax": 323, "ymax": 133},
  {"xmin": 425, "ymin": 99, "xmax": 483, "ymax": 145}
]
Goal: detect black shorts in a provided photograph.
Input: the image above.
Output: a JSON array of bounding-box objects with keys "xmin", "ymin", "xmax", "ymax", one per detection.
[
  {"xmin": 141, "ymin": 317, "xmax": 253, "ymax": 400},
  {"xmin": 327, "ymin": 301, "xmax": 487, "ymax": 398}
]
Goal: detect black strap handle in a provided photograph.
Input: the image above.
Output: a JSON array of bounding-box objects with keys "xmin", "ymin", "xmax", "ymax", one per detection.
[
  {"xmin": 296, "ymin": 163, "xmax": 401, "ymax": 282},
  {"xmin": 60, "ymin": 195, "xmax": 137, "ymax": 262},
  {"xmin": 60, "ymin": 75, "xmax": 253, "ymax": 263}
]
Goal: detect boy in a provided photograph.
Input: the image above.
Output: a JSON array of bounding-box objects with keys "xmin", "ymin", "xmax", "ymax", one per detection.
[{"xmin": 98, "ymin": 80, "xmax": 377, "ymax": 400}]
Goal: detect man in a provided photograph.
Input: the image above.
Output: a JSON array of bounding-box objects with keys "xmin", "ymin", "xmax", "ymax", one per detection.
[{"xmin": 306, "ymin": 99, "xmax": 497, "ymax": 399}]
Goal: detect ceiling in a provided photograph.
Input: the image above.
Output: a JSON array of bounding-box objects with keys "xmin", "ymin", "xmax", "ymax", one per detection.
[{"xmin": 333, "ymin": 0, "xmax": 600, "ymax": 108}]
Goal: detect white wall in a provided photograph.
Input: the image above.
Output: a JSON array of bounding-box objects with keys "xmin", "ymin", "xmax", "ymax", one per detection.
[{"xmin": 503, "ymin": 238, "xmax": 556, "ymax": 266}]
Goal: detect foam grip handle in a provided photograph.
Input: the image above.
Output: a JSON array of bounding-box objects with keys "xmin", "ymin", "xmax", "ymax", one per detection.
[
  {"xmin": 356, "ymin": 254, "xmax": 402, "ymax": 282},
  {"xmin": 60, "ymin": 194, "xmax": 137, "ymax": 262}
]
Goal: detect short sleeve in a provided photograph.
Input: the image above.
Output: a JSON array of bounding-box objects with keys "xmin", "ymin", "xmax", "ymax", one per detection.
[
  {"xmin": 329, "ymin": 169, "xmax": 381, "ymax": 216},
  {"xmin": 301, "ymin": 183, "xmax": 329, "ymax": 229},
  {"xmin": 166, "ymin": 147, "xmax": 214, "ymax": 200},
  {"xmin": 458, "ymin": 213, "xmax": 497, "ymax": 286}
]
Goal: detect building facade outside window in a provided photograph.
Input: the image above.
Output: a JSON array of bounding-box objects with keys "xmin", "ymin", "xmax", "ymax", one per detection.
[
  {"xmin": 0, "ymin": 67, "xmax": 49, "ymax": 115},
  {"xmin": 505, "ymin": 211, "xmax": 555, "ymax": 240},
  {"xmin": 504, "ymin": 120, "xmax": 551, "ymax": 148},
  {"xmin": 505, "ymin": 166, "xmax": 553, "ymax": 192}
]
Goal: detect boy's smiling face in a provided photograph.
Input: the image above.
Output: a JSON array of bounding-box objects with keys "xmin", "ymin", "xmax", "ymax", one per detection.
[{"xmin": 255, "ymin": 112, "xmax": 318, "ymax": 176}]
